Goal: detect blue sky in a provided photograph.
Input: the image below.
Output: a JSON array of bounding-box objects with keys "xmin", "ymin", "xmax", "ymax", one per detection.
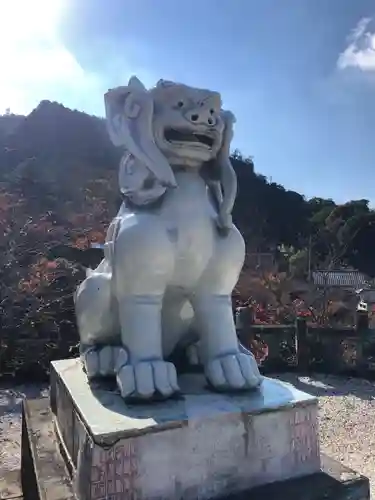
[{"xmin": 1, "ymin": 0, "xmax": 375, "ymax": 205}]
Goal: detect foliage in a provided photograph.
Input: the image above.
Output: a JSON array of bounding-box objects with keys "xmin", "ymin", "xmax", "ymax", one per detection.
[
  {"xmin": 0, "ymin": 102, "xmax": 374, "ymax": 376},
  {"xmin": 0, "ymin": 103, "xmax": 120, "ymax": 376}
]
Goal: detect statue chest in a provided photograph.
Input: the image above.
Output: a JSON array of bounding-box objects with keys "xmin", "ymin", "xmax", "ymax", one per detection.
[
  {"xmin": 161, "ymin": 195, "xmax": 217, "ymax": 285},
  {"xmin": 161, "ymin": 177, "xmax": 217, "ymax": 253}
]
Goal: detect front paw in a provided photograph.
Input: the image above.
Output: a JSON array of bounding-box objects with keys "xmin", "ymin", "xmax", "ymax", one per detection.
[
  {"xmin": 205, "ymin": 352, "xmax": 262, "ymax": 392},
  {"xmin": 82, "ymin": 345, "xmax": 128, "ymax": 379},
  {"xmin": 116, "ymin": 360, "xmax": 180, "ymax": 401}
]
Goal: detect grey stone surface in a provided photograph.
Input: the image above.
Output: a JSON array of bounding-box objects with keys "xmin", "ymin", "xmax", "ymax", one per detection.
[
  {"xmin": 21, "ymin": 398, "xmax": 75, "ymax": 500},
  {"xmin": 51, "ymin": 358, "xmax": 321, "ymax": 499},
  {"xmin": 236, "ymin": 454, "xmax": 370, "ymax": 500}
]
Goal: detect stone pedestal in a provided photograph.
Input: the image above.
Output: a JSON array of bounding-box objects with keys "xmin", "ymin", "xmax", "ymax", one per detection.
[{"xmin": 50, "ymin": 358, "xmax": 321, "ymax": 500}]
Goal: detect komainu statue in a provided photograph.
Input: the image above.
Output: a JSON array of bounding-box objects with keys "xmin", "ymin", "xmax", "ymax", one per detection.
[{"xmin": 75, "ymin": 76, "xmax": 262, "ymax": 401}]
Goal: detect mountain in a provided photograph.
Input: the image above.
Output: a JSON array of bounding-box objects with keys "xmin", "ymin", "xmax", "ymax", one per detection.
[{"xmin": 0, "ymin": 102, "xmax": 119, "ymax": 203}]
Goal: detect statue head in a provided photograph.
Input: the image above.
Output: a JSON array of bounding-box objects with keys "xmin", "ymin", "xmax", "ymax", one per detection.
[
  {"xmin": 104, "ymin": 76, "xmax": 237, "ymax": 231},
  {"xmin": 150, "ymin": 80, "xmax": 225, "ymax": 167}
]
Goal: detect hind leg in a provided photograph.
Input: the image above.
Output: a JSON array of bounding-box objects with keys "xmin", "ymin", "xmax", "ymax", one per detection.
[
  {"xmin": 75, "ymin": 267, "xmax": 125, "ymax": 379},
  {"xmin": 81, "ymin": 344, "xmax": 128, "ymax": 380}
]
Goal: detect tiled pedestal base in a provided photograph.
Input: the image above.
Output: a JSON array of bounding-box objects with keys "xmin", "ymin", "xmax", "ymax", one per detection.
[{"xmin": 50, "ymin": 358, "xmax": 321, "ymax": 499}]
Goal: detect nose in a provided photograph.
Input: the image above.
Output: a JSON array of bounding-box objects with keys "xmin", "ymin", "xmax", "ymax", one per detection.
[{"xmin": 185, "ymin": 106, "xmax": 216, "ymax": 126}]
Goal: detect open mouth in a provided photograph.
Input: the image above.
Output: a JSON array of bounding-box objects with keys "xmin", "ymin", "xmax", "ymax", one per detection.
[{"xmin": 164, "ymin": 128, "xmax": 214, "ymax": 148}]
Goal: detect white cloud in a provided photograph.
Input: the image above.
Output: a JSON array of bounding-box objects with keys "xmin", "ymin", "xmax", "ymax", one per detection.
[
  {"xmin": 0, "ymin": 0, "xmax": 103, "ymax": 115},
  {"xmin": 338, "ymin": 17, "xmax": 375, "ymax": 72}
]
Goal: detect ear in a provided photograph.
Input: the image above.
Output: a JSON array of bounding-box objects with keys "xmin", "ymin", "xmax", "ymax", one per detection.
[
  {"xmin": 104, "ymin": 76, "xmax": 177, "ymax": 189},
  {"xmin": 214, "ymin": 110, "xmax": 237, "ymax": 233}
]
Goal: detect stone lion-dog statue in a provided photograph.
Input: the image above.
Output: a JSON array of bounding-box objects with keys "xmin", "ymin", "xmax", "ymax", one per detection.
[{"xmin": 75, "ymin": 76, "xmax": 262, "ymax": 401}]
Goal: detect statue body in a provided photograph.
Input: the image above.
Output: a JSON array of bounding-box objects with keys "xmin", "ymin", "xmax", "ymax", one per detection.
[{"xmin": 75, "ymin": 77, "xmax": 262, "ymax": 400}]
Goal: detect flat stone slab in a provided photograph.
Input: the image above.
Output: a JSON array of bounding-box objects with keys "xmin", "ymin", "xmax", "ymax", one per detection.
[
  {"xmin": 51, "ymin": 357, "xmax": 318, "ymax": 444},
  {"xmin": 21, "ymin": 398, "xmax": 75, "ymax": 500},
  {"xmin": 50, "ymin": 358, "xmax": 321, "ymax": 499},
  {"xmin": 22, "ymin": 398, "xmax": 370, "ymax": 500},
  {"xmin": 245, "ymin": 454, "xmax": 370, "ymax": 500}
]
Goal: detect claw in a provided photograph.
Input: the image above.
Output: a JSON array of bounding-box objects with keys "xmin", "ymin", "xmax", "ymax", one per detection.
[
  {"xmin": 116, "ymin": 360, "xmax": 180, "ymax": 401},
  {"xmin": 81, "ymin": 346, "xmax": 128, "ymax": 380},
  {"xmin": 205, "ymin": 352, "xmax": 262, "ymax": 392}
]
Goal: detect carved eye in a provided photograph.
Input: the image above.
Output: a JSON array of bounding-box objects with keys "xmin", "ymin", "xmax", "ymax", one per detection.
[
  {"xmin": 210, "ymin": 109, "xmax": 215, "ymax": 115},
  {"xmin": 177, "ymin": 101, "xmax": 184, "ymax": 108}
]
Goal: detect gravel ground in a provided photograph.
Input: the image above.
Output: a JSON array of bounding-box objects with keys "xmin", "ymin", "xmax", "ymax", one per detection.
[
  {"xmin": 274, "ymin": 372, "xmax": 375, "ymax": 497},
  {"xmin": 1, "ymin": 374, "xmax": 375, "ymax": 496}
]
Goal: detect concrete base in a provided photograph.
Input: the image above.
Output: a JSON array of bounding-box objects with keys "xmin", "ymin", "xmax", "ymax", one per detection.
[
  {"xmin": 21, "ymin": 398, "xmax": 370, "ymax": 500},
  {"xmin": 50, "ymin": 358, "xmax": 322, "ymax": 500},
  {"xmin": 21, "ymin": 399, "xmax": 75, "ymax": 500}
]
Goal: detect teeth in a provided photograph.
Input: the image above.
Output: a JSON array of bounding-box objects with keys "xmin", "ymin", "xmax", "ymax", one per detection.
[{"xmin": 164, "ymin": 128, "xmax": 213, "ymax": 147}]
